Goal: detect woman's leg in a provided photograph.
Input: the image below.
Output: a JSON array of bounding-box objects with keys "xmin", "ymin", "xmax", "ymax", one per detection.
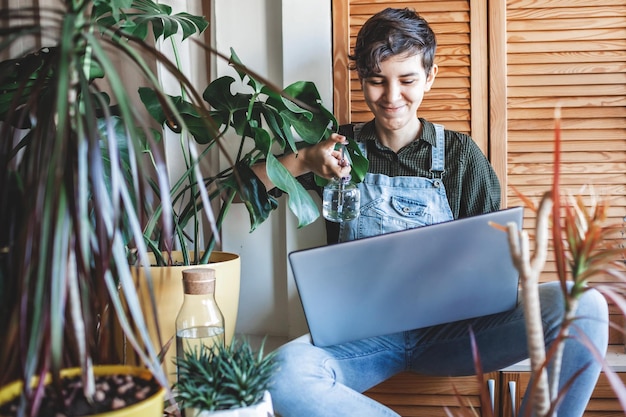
[
  {"xmin": 518, "ymin": 284, "xmax": 609, "ymax": 417},
  {"xmin": 271, "ymin": 282, "xmax": 608, "ymax": 417},
  {"xmin": 406, "ymin": 282, "xmax": 608, "ymax": 417},
  {"xmin": 270, "ymin": 333, "xmax": 407, "ymax": 417}
]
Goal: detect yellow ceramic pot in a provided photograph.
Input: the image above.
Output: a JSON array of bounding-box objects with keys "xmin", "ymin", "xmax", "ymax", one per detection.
[
  {"xmin": 136, "ymin": 251, "xmax": 241, "ymax": 385},
  {"xmin": 0, "ymin": 365, "xmax": 165, "ymax": 417}
]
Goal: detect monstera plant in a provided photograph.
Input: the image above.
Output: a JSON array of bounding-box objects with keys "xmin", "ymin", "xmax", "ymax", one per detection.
[{"xmin": 137, "ymin": 47, "xmax": 369, "ymax": 265}]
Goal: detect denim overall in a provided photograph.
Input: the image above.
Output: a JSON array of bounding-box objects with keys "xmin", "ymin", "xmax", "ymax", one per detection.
[{"xmin": 339, "ymin": 123, "xmax": 454, "ymax": 242}]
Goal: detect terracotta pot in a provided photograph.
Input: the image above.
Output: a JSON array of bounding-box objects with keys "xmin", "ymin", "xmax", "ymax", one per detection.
[
  {"xmin": 0, "ymin": 365, "xmax": 165, "ymax": 417},
  {"xmin": 136, "ymin": 251, "xmax": 241, "ymax": 385}
]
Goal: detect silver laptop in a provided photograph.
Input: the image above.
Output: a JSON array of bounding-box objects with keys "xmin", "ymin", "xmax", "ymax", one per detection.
[{"xmin": 288, "ymin": 206, "xmax": 524, "ymax": 347}]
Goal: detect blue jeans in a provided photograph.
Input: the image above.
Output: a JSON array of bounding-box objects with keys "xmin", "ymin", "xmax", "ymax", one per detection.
[{"xmin": 270, "ymin": 282, "xmax": 608, "ymax": 417}]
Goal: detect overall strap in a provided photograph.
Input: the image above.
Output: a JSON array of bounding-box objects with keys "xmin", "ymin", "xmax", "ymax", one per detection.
[
  {"xmin": 352, "ymin": 123, "xmax": 367, "ymax": 156},
  {"xmin": 347, "ymin": 122, "xmax": 445, "ymax": 178},
  {"xmin": 430, "ymin": 123, "xmax": 445, "ymax": 179}
]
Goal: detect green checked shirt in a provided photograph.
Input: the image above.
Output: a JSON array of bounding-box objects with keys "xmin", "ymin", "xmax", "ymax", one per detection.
[
  {"xmin": 280, "ymin": 118, "xmax": 501, "ymax": 243},
  {"xmin": 349, "ymin": 119, "xmax": 501, "ymax": 220}
]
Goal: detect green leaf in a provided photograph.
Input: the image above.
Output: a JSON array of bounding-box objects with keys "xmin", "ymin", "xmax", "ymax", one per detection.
[
  {"xmin": 344, "ymin": 138, "xmax": 369, "ymax": 183},
  {"xmin": 93, "ymin": 0, "xmax": 208, "ymax": 41},
  {"xmin": 229, "ymin": 48, "xmax": 263, "ymax": 94},
  {"xmin": 267, "ymin": 80, "xmax": 337, "ymax": 146},
  {"xmin": 139, "ymin": 87, "xmax": 220, "ymax": 145},
  {"xmin": 138, "ymin": 87, "xmax": 168, "ymax": 124},
  {"xmin": 203, "ymin": 76, "xmax": 249, "ymax": 113},
  {"xmin": 266, "ymin": 154, "xmax": 320, "ymax": 227},
  {"xmin": 173, "ymin": 338, "xmax": 278, "ymax": 410},
  {"xmin": 221, "ymin": 163, "xmax": 279, "ymax": 232},
  {"xmin": 259, "ymin": 104, "xmax": 290, "ymax": 150}
]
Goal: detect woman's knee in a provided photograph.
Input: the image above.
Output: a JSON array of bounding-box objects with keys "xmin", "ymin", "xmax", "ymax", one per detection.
[
  {"xmin": 577, "ymin": 286, "xmax": 609, "ymax": 322},
  {"xmin": 271, "ymin": 337, "xmax": 332, "ymax": 391},
  {"xmin": 538, "ymin": 281, "xmax": 608, "ymax": 348},
  {"xmin": 573, "ymin": 287, "xmax": 609, "ymax": 349}
]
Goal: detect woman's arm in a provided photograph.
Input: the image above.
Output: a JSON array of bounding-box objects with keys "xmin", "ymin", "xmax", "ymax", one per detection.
[{"xmin": 251, "ymin": 132, "xmax": 352, "ymax": 191}]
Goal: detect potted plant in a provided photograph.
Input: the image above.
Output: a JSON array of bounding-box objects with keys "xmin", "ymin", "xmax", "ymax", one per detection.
[
  {"xmin": 0, "ymin": 0, "xmax": 366, "ymax": 414},
  {"xmin": 131, "ymin": 46, "xmax": 369, "ymax": 383},
  {"xmin": 0, "ymin": 0, "xmax": 210, "ymax": 415},
  {"xmin": 173, "ymin": 337, "xmax": 278, "ymax": 417},
  {"xmin": 446, "ymin": 110, "xmax": 626, "ymax": 416}
]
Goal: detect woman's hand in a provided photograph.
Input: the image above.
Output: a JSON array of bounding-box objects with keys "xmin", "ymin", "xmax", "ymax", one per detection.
[
  {"xmin": 298, "ymin": 133, "xmax": 352, "ymax": 180},
  {"xmin": 249, "ymin": 133, "xmax": 352, "ymax": 193}
]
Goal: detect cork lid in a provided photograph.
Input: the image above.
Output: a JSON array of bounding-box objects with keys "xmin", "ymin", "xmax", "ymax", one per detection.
[{"xmin": 182, "ymin": 268, "xmax": 216, "ymax": 294}]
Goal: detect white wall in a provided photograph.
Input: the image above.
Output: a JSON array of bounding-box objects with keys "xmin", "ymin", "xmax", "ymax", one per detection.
[{"xmin": 212, "ymin": 0, "xmax": 332, "ymax": 343}]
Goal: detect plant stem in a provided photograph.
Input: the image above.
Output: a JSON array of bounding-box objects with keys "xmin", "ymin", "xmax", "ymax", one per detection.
[{"xmin": 508, "ymin": 192, "xmax": 553, "ymax": 416}]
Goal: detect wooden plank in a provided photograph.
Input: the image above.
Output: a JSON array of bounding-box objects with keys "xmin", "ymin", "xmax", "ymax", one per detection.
[
  {"xmin": 508, "ymin": 51, "xmax": 626, "ymax": 65},
  {"xmin": 366, "ymin": 393, "xmax": 481, "ymax": 407},
  {"xmin": 332, "ymin": 0, "xmax": 350, "ymax": 123},
  {"xmin": 508, "ymin": 117, "xmax": 626, "ymax": 130},
  {"xmin": 507, "ymin": 39, "xmax": 626, "ymax": 53},
  {"xmin": 434, "ymin": 55, "xmax": 471, "ymax": 67},
  {"xmin": 505, "ymin": 184, "xmax": 626, "ymax": 197},
  {"xmin": 470, "ymin": 0, "xmax": 488, "ymax": 153},
  {"xmin": 508, "ymin": 73, "xmax": 626, "ymax": 87},
  {"xmin": 508, "ymin": 162, "xmax": 626, "ymax": 175},
  {"xmin": 508, "ymin": 0, "xmax": 626, "ymax": 8},
  {"xmin": 508, "ymin": 16, "xmax": 626, "ymax": 31},
  {"xmin": 508, "ymin": 96, "xmax": 626, "ymax": 109},
  {"xmin": 508, "ymin": 140, "xmax": 626, "ymax": 152},
  {"xmin": 489, "ymin": 0, "xmax": 509, "ymax": 205},
  {"xmin": 510, "ymin": 196, "xmax": 626, "ymax": 211},
  {"xmin": 350, "ymin": 0, "xmax": 469, "ymax": 12},
  {"xmin": 508, "ymin": 107, "xmax": 626, "ymax": 120},
  {"xmin": 507, "ymin": 173, "xmax": 626, "ymax": 186},
  {"xmin": 509, "ymin": 151, "xmax": 626, "ymax": 164},
  {"xmin": 507, "ymin": 84, "xmax": 626, "ymax": 97},
  {"xmin": 508, "ymin": 28, "xmax": 626, "ymax": 43},
  {"xmin": 508, "ymin": 130, "xmax": 626, "ymax": 142},
  {"xmin": 508, "ymin": 61, "xmax": 626, "ymax": 76},
  {"xmin": 507, "ymin": 5, "xmax": 626, "ymax": 20}
]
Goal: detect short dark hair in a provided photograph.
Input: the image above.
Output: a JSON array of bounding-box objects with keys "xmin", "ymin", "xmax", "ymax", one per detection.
[{"xmin": 349, "ymin": 8, "xmax": 437, "ymax": 78}]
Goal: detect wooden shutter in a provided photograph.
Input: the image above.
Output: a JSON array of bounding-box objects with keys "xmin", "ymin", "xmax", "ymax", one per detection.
[
  {"xmin": 333, "ymin": 0, "xmax": 625, "ymax": 283},
  {"xmin": 490, "ymin": 0, "xmax": 626, "ymax": 281},
  {"xmin": 333, "ymin": 0, "xmax": 489, "ymax": 152}
]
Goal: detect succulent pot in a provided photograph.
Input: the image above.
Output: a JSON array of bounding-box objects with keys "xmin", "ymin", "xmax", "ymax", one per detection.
[
  {"xmin": 187, "ymin": 391, "xmax": 274, "ymax": 417},
  {"xmin": 136, "ymin": 251, "xmax": 241, "ymax": 385},
  {"xmin": 0, "ymin": 365, "xmax": 165, "ymax": 417}
]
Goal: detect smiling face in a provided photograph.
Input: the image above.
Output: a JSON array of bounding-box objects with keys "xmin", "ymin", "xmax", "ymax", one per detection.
[{"xmin": 361, "ymin": 52, "xmax": 437, "ymax": 137}]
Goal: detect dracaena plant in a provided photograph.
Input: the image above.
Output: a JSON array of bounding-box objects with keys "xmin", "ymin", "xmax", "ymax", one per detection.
[
  {"xmin": 446, "ymin": 109, "xmax": 626, "ymax": 417},
  {"xmin": 503, "ymin": 110, "xmax": 626, "ymax": 417},
  {"xmin": 136, "ymin": 47, "xmax": 369, "ymax": 265},
  {"xmin": 0, "ymin": 0, "xmax": 211, "ymax": 415}
]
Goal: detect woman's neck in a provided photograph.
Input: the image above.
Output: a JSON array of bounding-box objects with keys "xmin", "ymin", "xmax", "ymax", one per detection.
[{"xmin": 375, "ymin": 118, "xmax": 422, "ymax": 153}]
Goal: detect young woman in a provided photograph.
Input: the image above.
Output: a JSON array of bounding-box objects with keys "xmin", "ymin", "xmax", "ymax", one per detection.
[{"xmin": 252, "ymin": 8, "xmax": 608, "ymax": 417}]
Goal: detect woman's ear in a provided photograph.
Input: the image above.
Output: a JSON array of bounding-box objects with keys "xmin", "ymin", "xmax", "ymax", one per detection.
[{"xmin": 425, "ymin": 64, "xmax": 438, "ymax": 92}]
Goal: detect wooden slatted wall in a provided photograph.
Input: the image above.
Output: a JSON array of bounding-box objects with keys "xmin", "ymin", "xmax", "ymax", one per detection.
[
  {"xmin": 491, "ymin": 0, "xmax": 626, "ymax": 283},
  {"xmin": 364, "ymin": 372, "xmax": 499, "ymax": 417},
  {"xmin": 334, "ymin": 0, "xmax": 626, "ymax": 285},
  {"xmin": 333, "ymin": 0, "xmax": 490, "ymax": 152}
]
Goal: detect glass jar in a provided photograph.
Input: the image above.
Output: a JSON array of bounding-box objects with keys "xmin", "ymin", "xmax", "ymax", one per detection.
[
  {"xmin": 322, "ymin": 175, "xmax": 360, "ymax": 222},
  {"xmin": 175, "ymin": 268, "xmax": 225, "ymax": 364}
]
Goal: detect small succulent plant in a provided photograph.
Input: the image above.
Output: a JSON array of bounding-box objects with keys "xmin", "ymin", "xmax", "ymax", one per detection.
[{"xmin": 173, "ymin": 338, "xmax": 279, "ymax": 411}]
